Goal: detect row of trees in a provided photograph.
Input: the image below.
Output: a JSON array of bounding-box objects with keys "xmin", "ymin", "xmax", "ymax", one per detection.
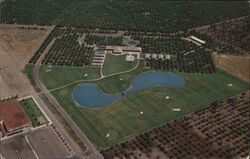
[
  {"xmin": 58, "ymin": 1, "xmax": 250, "ymax": 33},
  {"xmin": 0, "ymin": 0, "xmax": 72, "ymax": 25},
  {"xmin": 29, "ymin": 27, "xmax": 124, "ymax": 65},
  {"xmin": 101, "ymin": 90, "xmax": 250, "ymax": 159},
  {"xmin": 3, "ymin": 0, "xmax": 249, "ymax": 33},
  {"xmin": 198, "ymin": 17, "xmax": 250, "ymax": 54},
  {"xmin": 29, "ymin": 27, "xmax": 60, "ymax": 64},
  {"xmin": 135, "ymin": 35, "xmax": 215, "ymax": 73},
  {"xmin": 0, "ymin": 95, "xmax": 18, "ymax": 104},
  {"xmin": 137, "ymin": 36, "xmax": 197, "ymax": 53},
  {"xmin": 85, "ymin": 34, "xmax": 123, "ymax": 46},
  {"xmin": 42, "ymin": 33, "xmax": 93, "ymax": 66},
  {"xmin": 30, "ymin": 27, "xmax": 97, "ymax": 66}
]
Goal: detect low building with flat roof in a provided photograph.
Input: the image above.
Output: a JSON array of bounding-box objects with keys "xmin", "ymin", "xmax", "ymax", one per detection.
[
  {"xmin": 144, "ymin": 53, "xmax": 151, "ymax": 59},
  {"xmin": 0, "ymin": 100, "xmax": 31, "ymax": 137},
  {"xmin": 189, "ymin": 36, "xmax": 206, "ymax": 44},
  {"xmin": 104, "ymin": 45, "xmax": 142, "ymax": 59}
]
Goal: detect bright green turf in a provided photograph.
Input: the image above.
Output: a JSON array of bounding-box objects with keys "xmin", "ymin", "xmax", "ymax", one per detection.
[
  {"xmin": 20, "ymin": 98, "xmax": 48, "ymax": 127},
  {"xmin": 45, "ymin": 68, "xmax": 248, "ymax": 149},
  {"xmin": 102, "ymin": 53, "xmax": 138, "ymax": 76},
  {"xmin": 39, "ymin": 65, "xmax": 101, "ymax": 89}
]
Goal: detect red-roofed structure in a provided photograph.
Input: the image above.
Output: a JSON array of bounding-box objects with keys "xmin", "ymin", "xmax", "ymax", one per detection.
[{"xmin": 0, "ymin": 100, "xmax": 31, "ymax": 137}]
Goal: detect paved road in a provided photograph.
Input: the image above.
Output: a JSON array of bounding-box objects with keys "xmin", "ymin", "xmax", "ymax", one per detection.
[{"xmin": 33, "ymin": 39, "xmax": 103, "ymax": 159}]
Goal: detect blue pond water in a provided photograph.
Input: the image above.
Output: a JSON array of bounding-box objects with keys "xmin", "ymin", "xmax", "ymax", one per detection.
[{"xmin": 73, "ymin": 72, "xmax": 185, "ymax": 108}]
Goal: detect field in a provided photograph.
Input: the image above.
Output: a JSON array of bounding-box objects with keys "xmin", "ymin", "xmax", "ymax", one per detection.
[
  {"xmin": 0, "ymin": 25, "xmax": 52, "ymax": 98},
  {"xmin": 102, "ymin": 54, "xmax": 139, "ymax": 76},
  {"xmin": 38, "ymin": 65, "xmax": 249, "ymax": 149},
  {"xmin": 0, "ymin": 24, "xmax": 53, "ymax": 65},
  {"xmin": 212, "ymin": 53, "xmax": 250, "ymax": 83},
  {"xmin": 1, "ymin": 1, "xmax": 249, "ymax": 32},
  {"xmin": 39, "ymin": 65, "xmax": 101, "ymax": 90},
  {"xmin": 101, "ymin": 90, "xmax": 250, "ymax": 159},
  {"xmin": 20, "ymin": 98, "xmax": 48, "ymax": 127}
]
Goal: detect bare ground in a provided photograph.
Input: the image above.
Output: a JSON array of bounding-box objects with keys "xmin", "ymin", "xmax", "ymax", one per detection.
[
  {"xmin": 212, "ymin": 53, "xmax": 250, "ymax": 83},
  {"xmin": 0, "ymin": 24, "xmax": 53, "ymax": 98}
]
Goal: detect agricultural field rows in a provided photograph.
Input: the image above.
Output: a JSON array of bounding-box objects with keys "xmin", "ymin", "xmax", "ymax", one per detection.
[
  {"xmin": 101, "ymin": 90, "xmax": 250, "ymax": 159},
  {"xmin": 198, "ymin": 16, "xmax": 250, "ymax": 53},
  {"xmin": 30, "ymin": 27, "xmax": 95, "ymax": 66},
  {"xmin": 135, "ymin": 34, "xmax": 215, "ymax": 73},
  {"xmin": 1, "ymin": 1, "xmax": 249, "ymax": 33}
]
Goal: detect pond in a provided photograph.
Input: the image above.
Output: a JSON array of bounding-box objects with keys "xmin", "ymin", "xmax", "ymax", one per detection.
[{"xmin": 73, "ymin": 71, "xmax": 185, "ymax": 108}]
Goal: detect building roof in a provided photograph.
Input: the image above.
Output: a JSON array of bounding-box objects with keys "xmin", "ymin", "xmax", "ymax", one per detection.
[
  {"xmin": 144, "ymin": 53, "xmax": 151, "ymax": 58},
  {"xmin": 0, "ymin": 100, "xmax": 31, "ymax": 132},
  {"xmin": 105, "ymin": 46, "xmax": 142, "ymax": 53},
  {"xmin": 189, "ymin": 36, "xmax": 206, "ymax": 44},
  {"xmin": 158, "ymin": 54, "xmax": 164, "ymax": 59},
  {"xmin": 151, "ymin": 54, "xmax": 157, "ymax": 58}
]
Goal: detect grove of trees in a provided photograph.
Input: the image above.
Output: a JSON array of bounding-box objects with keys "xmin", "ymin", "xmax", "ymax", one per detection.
[
  {"xmin": 30, "ymin": 27, "xmax": 94, "ymax": 66},
  {"xmin": 85, "ymin": 34, "xmax": 123, "ymax": 46},
  {"xmin": 135, "ymin": 34, "xmax": 215, "ymax": 73},
  {"xmin": 101, "ymin": 90, "xmax": 250, "ymax": 159},
  {"xmin": 1, "ymin": 0, "xmax": 249, "ymax": 33}
]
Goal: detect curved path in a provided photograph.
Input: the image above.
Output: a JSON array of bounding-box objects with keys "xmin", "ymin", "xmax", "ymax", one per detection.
[
  {"xmin": 33, "ymin": 40, "xmax": 103, "ymax": 159},
  {"xmin": 47, "ymin": 59, "xmax": 140, "ymax": 93}
]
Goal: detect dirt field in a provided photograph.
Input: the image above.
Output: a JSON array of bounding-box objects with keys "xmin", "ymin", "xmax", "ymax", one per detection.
[
  {"xmin": 0, "ymin": 24, "xmax": 53, "ymax": 66},
  {"xmin": 0, "ymin": 24, "xmax": 53, "ymax": 98},
  {"xmin": 212, "ymin": 53, "xmax": 250, "ymax": 83}
]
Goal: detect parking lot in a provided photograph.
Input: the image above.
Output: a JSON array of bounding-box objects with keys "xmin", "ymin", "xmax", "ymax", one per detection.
[
  {"xmin": 0, "ymin": 135, "xmax": 36, "ymax": 159},
  {"xmin": 0, "ymin": 126, "xmax": 72, "ymax": 159},
  {"xmin": 26, "ymin": 126, "xmax": 71, "ymax": 159}
]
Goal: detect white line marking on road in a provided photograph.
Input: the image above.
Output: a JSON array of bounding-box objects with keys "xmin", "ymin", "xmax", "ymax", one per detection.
[
  {"xmin": 25, "ymin": 136, "xmax": 40, "ymax": 159},
  {"xmin": 0, "ymin": 152, "xmax": 6, "ymax": 159}
]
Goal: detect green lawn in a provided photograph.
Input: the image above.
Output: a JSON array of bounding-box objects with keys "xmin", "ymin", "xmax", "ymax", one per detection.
[
  {"xmin": 102, "ymin": 53, "xmax": 138, "ymax": 76},
  {"xmin": 20, "ymin": 98, "xmax": 48, "ymax": 127},
  {"xmin": 44, "ymin": 68, "xmax": 248, "ymax": 149},
  {"xmin": 24, "ymin": 64, "xmax": 36, "ymax": 88},
  {"xmin": 39, "ymin": 65, "xmax": 101, "ymax": 89}
]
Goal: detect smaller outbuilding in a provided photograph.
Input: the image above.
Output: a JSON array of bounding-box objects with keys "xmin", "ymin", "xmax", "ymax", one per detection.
[
  {"xmin": 172, "ymin": 108, "xmax": 181, "ymax": 112},
  {"xmin": 158, "ymin": 54, "xmax": 164, "ymax": 59},
  {"xmin": 165, "ymin": 96, "xmax": 170, "ymax": 100},
  {"xmin": 165, "ymin": 54, "xmax": 171, "ymax": 60},
  {"xmin": 144, "ymin": 53, "xmax": 151, "ymax": 59},
  {"xmin": 228, "ymin": 83, "xmax": 233, "ymax": 87},
  {"xmin": 151, "ymin": 54, "xmax": 157, "ymax": 59}
]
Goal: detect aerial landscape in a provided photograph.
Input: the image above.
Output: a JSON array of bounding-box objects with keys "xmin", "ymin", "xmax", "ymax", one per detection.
[{"xmin": 0, "ymin": 1, "xmax": 249, "ymax": 159}]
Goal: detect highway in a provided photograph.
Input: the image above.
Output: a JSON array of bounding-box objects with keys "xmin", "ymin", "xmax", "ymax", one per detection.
[{"xmin": 33, "ymin": 39, "xmax": 103, "ymax": 159}]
